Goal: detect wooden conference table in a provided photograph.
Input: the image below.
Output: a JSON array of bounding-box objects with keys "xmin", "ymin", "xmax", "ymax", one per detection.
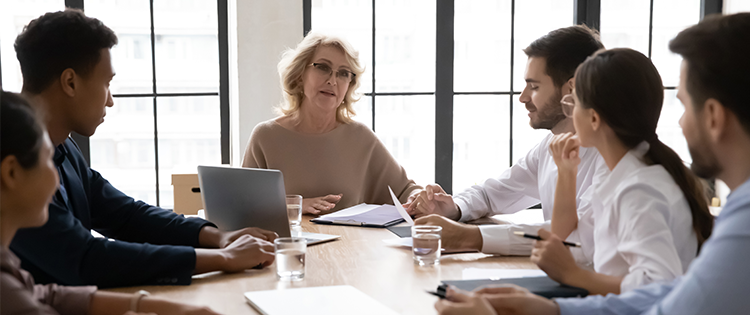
[{"xmin": 105, "ymin": 216, "xmax": 538, "ymax": 314}]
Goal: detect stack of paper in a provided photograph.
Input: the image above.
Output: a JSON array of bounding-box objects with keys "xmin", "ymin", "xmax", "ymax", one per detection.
[{"xmin": 244, "ymin": 285, "xmax": 398, "ymax": 315}]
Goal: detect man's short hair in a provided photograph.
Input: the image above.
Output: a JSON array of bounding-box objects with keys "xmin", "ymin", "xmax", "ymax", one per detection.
[
  {"xmin": 670, "ymin": 13, "xmax": 750, "ymax": 134},
  {"xmin": 523, "ymin": 24, "xmax": 604, "ymax": 87},
  {"xmin": 14, "ymin": 9, "xmax": 118, "ymax": 94}
]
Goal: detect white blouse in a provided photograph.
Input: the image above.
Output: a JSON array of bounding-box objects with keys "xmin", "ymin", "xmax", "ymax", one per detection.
[{"xmin": 586, "ymin": 141, "xmax": 698, "ymax": 292}]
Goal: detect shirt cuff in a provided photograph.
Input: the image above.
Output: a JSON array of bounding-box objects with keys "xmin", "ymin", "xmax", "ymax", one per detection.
[
  {"xmin": 455, "ymin": 198, "xmax": 472, "ymax": 222},
  {"xmin": 478, "ymin": 224, "xmax": 539, "ymax": 256},
  {"xmin": 48, "ymin": 283, "xmax": 97, "ymax": 315},
  {"xmin": 555, "ymin": 296, "xmax": 606, "ymax": 315}
]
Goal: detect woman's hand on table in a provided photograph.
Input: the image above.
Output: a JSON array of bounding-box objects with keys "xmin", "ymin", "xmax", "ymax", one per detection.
[{"xmin": 303, "ymin": 194, "xmax": 342, "ymax": 214}]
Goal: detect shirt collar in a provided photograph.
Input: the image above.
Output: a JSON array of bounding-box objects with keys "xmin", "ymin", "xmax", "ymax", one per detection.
[
  {"xmin": 594, "ymin": 141, "xmax": 650, "ymax": 204},
  {"xmin": 721, "ymin": 177, "xmax": 750, "ymax": 219},
  {"xmin": 53, "ymin": 142, "xmax": 68, "ymax": 167}
]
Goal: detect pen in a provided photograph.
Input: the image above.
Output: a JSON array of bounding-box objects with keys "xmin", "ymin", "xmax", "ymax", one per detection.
[
  {"xmin": 425, "ymin": 290, "xmax": 446, "ymax": 299},
  {"xmin": 513, "ymin": 231, "xmax": 582, "ymax": 247}
]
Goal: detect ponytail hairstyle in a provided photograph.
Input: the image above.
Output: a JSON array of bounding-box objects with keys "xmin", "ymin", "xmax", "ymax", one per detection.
[
  {"xmin": 1, "ymin": 90, "xmax": 46, "ymax": 169},
  {"xmin": 575, "ymin": 48, "xmax": 713, "ymax": 250}
]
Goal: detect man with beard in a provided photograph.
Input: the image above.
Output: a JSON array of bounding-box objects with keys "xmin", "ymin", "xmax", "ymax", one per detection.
[{"xmin": 406, "ymin": 25, "xmax": 606, "ymax": 263}]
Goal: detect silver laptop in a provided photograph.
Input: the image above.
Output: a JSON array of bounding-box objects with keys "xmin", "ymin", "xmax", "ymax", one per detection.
[{"xmin": 197, "ymin": 166, "xmax": 339, "ymax": 245}]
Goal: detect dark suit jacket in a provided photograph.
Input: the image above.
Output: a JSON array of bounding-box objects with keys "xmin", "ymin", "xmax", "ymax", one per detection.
[{"xmin": 10, "ymin": 138, "xmax": 216, "ymax": 288}]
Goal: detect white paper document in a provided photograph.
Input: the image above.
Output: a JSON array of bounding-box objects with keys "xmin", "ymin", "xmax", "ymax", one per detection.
[
  {"xmin": 461, "ymin": 268, "xmax": 547, "ymax": 280},
  {"xmin": 388, "ymin": 185, "xmax": 414, "ymax": 225},
  {"xmin": 244, "ymin": 285, "xmax": 398, "ymax": 315},
  {"xmin": 312, "ymin": 203, "xmax": 404, "ymax": 227}
]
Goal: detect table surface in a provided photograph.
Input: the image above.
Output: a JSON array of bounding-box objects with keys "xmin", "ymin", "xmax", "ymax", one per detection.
[{"xmin": 105, "ymin": 216, "xmax": 538, "ymax": 315}]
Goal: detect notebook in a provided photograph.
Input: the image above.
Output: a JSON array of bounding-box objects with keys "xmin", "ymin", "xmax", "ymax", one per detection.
[
  {"xmin": 442, "ymin": 276, "xmax": 588, "ymax": 298},
  {"xmin": 311, "ymin": 203, "xmax": 405, "ymax": 227},
  {"xmin": 244, "ymin": 285, "xmax": 399, "ymax": 315}
]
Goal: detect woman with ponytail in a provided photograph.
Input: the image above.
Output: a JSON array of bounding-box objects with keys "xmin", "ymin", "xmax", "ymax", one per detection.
[{"xmin": 531, "ymin": 48, "xmax": 713, "ymax": 295}]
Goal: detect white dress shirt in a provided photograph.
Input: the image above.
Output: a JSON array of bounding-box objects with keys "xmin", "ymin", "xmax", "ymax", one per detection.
[
  {"xmin": 556, "ymin": 177, "xmax": 749, "ymax": 315},
  {"xmin": 454, "ymin": 133, "xmax": 605, "ymax": 265},
  {"xmin": 587, "ymin": 141, "xmax": 697, "ymax": 292}
]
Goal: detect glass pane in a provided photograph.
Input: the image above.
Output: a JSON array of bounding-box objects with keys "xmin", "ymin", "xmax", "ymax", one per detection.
[
  {"xmin": 657, "ymin": 89, "xmax": 691, "ymax": 163},
  {"xmin": 374, "ymin": 95, "xmax": 434, "ymax": 185},
  {"xmin": 600, "ymin": 0, "xmax": 650, "ymax": 56},
  {"xmin": 86, "ymin": 0, "xmax": 154, "ymax": 95},
  {"xmin": 513, "ymin": 0, "xmax": 574, "ymax": 92},
  {"xmin": 352, "ymin": 96, "xmax": 373, "ymax": 130},
  {"xmin": 157, "ymin": 96, "xmax": 221, "ymax": 209},
  {"xmin": 311, "ymin": 0, "xmax": 373, "ymax": 94},
  {"xmin": 651, "ymin": 0, "xmax": 700, "ymax": 87},
  {"xmin": 512, "ymin": 95, "xmax": 549, "ymax": 162},
  {"xmin": 153, "ymin": 0, "xmax": 219, "ymax": 93},
  {"xmin": 454, "ymin": 0, "xmax": 512, "ymax": 92},
  {"xmin": 375, "ymin": 0, "xmax": 435, "ymax": 93},
  {"xmin": 90, "ymin": 97, "xmax": 157, "ymax": 205},
  {"xmin": 725, "ymin": 0, "xmax": 750, "ymax": 13},
  {"xmin": 0, "ymin": 0, "xmax": 65, "ymax": 93},
  {"xmin": 453, "ymin": 95, "xmax": 510, "ymax": 193}
]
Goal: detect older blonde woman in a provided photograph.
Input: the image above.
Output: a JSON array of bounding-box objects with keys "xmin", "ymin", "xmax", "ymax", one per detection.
[{"xmin": 242, "ymin": 32, "xmax": 422, "ymax": 214}]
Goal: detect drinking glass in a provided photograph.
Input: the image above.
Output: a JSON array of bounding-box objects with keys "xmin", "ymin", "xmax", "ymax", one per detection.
[
  {"xmin": 412, "ymin": 225, "xmax": 442, "ymax": 266},
  {"xmin": 286, "ymin": 194, "xmax": 303, "ymax": 227},
  {"xmin": 274, "ymin": 237, "xmax": 307, "ymax": 281}
]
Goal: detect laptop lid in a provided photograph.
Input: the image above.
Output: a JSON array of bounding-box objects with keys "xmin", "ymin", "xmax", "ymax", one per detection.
[{"xmin": 197, "ymin": 166, "xmax": 291, "ymax": 237}]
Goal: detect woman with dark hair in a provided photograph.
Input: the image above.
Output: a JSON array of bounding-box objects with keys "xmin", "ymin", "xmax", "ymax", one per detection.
[
  {"xmin": 0, "ymin": 90, "xmax": 221, "ymax": 314},
  {"xmin": 531, "ymin": 48, "xmax": 714, "ymax": 295}
]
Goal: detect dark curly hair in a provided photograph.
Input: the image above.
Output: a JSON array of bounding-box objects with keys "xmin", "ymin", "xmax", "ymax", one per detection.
[{"xmin": 14, "ymin": 9, "xmax": 118, "ymax": 94}]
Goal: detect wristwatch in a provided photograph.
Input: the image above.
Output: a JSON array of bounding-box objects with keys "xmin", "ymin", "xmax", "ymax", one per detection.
[{"xmin": 130, "ymin": 290, "xmax": 151, "ymax": 312}]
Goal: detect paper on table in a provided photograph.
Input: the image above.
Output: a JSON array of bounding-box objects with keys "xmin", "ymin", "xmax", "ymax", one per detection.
[
  {"xmin": 319, "ymin": 203, "xmax": 381, "ymax": 219},
  {"xmin": 461, "ymin": 268, "xmax": 547, "ymax": 280},
  {"xmin": 388, "ymin": 186, "xmax": 414, "ymax": 225},
  {"xmin": 245, "ymin": 285, "xmax": 398, "ymax": 315},
  {"xmin": 383, "ymin": 237, "xmax": 413, "ymax": 247}
]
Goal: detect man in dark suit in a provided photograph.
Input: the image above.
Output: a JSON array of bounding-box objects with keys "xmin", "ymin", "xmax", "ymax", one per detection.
[{"xmin": 10, "ymin": 9, "xmax": 277, "ymax": 288}]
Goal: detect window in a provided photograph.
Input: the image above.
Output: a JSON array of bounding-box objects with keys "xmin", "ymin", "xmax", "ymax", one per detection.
[
  {"xmin": 0, "ymin": 0, "xmax": 228, "ymax": 208},
  {"xmin": 311, "ymin": 0, "xmax": 436, "ymax": 186},
  {"xmin": 725, "ymin": 0, "xmax": 750, "ymax": 14},
  {"xmin": 601, "ymin": 0, "xmax": 700, "ymax": 163},
  {"xmin": 85, "ymin": 0, "xmax": 223, "ymax": 208},
  {"xmin": 0, "ymin": 0, "xmax": 66, "ymax": 93},
  {"xmin": 308, "ymin": 0, "xmax": 718, "ymax": 194}
]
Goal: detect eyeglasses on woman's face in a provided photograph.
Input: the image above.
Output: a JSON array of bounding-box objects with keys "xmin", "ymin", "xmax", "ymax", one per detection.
[
  {"xmin": 309, "ymin": 63, "xmax": 355, "ymax": 85},
  {"xmin": 560, "ymin": 94, "xmax": 576, "ymax": 117}
]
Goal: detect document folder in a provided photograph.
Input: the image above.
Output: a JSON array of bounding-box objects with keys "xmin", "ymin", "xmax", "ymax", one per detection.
[
  {"xmin": 311, "ymin": 203, "xmax": 405, "ymax": 227},
  {"xmin": 442, "ymin": 276, "xmax": 589, "ymax": 298}
]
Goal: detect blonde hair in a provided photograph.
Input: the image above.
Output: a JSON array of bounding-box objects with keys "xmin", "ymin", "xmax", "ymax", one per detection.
[{"xmin": 277, "ymin": 31, "xmax": 364, "ymax": 123}]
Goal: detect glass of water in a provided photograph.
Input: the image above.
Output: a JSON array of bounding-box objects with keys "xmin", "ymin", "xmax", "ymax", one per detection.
[
  {"xmin": 274, "ymin": 237, "xmax": 307, "ymax": 281},
  {"xmin": 412, "ymin": 225, "xmax": 442, "ymax": 266},
  {"xmin": 286, "ymin": 194, "xmax": 303, "ymax": 227}
]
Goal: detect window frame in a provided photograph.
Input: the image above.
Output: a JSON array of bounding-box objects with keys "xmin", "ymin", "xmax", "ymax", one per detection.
[
  {"xmin": 63, "ymin": 0, "xmax": 230, "ymax": 206},
  {"xmin": 304, "ymin": 0, "xmax": 722, "ymax": 194}
]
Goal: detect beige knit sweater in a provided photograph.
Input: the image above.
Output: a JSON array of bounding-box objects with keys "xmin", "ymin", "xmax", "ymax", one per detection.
[{"xmin": 242, "ymin": 119, "xmax": 422, "ymax": 212}]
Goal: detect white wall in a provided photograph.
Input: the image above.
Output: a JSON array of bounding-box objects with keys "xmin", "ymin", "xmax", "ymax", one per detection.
[{"xmin": 229, "ymin": 0, "xmax": 303, "ymax": 165}]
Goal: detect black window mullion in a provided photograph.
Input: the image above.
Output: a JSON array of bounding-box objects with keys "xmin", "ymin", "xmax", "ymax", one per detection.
[
  {"xmin": 218, "ymin": 0, "xmax": 230, "ymax": 164},
  {"xmin": 648, "ymin": 0, "xmax": 654, "ymax": 59},
  {"xmin": 701, "ymin": 0, "xmax": 723, "ymax": 19},
  {"xmin": 509, "ymin": 0, "xmax": 516, "ymax": 167},
  {"xmin": 435, "ymin": 0, "xmax": 454, "ymax": 193},
  {"xmin": 149, "ymin": 0, "xmax": 160, "ymax": 206},
  {"xmin": 371, "ymin": 0, "xmax": 376, "ymax": 131},
  {"xmin": 303, "ymin": 0, "xmax": 312, "ymax": 36},
  {"xmin": 574, "ymin": 0, "xmax": 601, "ymax": 30}
]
